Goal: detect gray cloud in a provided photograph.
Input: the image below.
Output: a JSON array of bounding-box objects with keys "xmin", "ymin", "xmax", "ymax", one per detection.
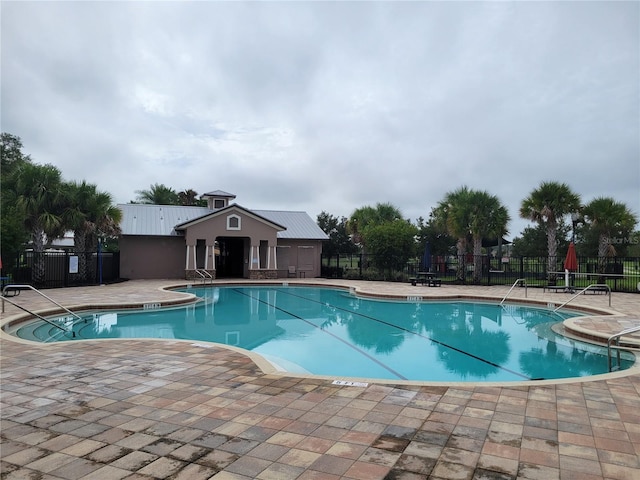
[{"xmin": 2, "ymin": 1, "xmax": 638, "ymax": 238}]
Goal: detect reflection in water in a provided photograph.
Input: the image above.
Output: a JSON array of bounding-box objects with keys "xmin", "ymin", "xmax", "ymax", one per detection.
[
  {"xmin": 30, "ymin": 286, "xmax": 631, "ymax": 382},
  {"xmin": 421, "ymin": 303, "xmax": 511, "ymax": 378},
  {"xmin": 519, "ymin": 338, "xmax": 627, "ymax": 379}
]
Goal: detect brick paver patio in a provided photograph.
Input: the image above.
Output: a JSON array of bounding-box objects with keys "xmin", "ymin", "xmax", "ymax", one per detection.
[{"xmin": 1, "ymin": 279, "xmax": 639, "ymax": 479}]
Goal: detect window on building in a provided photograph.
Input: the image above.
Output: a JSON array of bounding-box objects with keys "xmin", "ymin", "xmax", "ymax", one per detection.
[{"xmin": 227, "ymin": 214, "xmax": 241, "ymax": 230}]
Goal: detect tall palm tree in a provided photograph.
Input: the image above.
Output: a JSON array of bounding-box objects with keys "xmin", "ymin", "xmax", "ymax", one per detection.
[
  {"xmin": 433, "ymin": 186, "xmax": 474, "ymax": 283},
  {"xmin": 63, "ymin": 181, "xmax": 122, "ymax": 281},
  {"xmin": 135, "ymin": 183, "xmax": 178, "ymax": 205},
  {"xmin": 468, "ymin": 190, "xmax": 510, "ymax": 283},
  {"xmin": 13, "ymin": 162, "xmax": 66, "ymax": 283},
  {"xmin": 520, "ymin": 182, "xmax": 581, "ymax": 283},
  {"xmin": 582, "ymin": 197, "xmax": 637, "ymax": 274}
]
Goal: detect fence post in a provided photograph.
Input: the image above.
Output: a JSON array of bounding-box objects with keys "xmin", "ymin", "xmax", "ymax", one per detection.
[
  {"xmin": 64, "ymin": 250, "xmax": 69, "ymax": 287},
  {"xmin": 519, "ymin": 257, "xmax": 524, "ymax": 280}
]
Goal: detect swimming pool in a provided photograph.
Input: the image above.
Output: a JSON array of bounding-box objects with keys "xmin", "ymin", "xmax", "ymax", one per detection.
[{"xmin": 7, "ymin": 286, "xmax": 634, "ymax": 382}]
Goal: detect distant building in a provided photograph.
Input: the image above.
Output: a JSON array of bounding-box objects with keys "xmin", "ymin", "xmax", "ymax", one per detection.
[{"xmin": 117, "ymin": 190, "xmax": 328, "ymax": 280}]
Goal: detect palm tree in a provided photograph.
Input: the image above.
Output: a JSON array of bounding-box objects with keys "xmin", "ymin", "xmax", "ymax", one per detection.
[
  {"xmin": 520, "ymin": 182, "xmax": 581, "ymax": 283},
  {"xmin": 582, "ymin": 197, "xmax": 637, "ymax": 274},
  {"xmin": 63, "ymin": 181, "xmax": 122, "ymax": 281},
  {"xmin": 13, "ymin": 162, "xmax": 66, "ymax": 284},
  {"xmin": 178, "ymin": 189, "xmax": 200, "ymax": 206},
  {"xmin": 468, "ymin": 191, "xmax": 510, "ymax": 283},
  {"xmin": 135, "ymin": 183, "xmax": 178, "ymax": 205},
  {"xmin": 433, "ymin": 186, "xmax": 474, "ymax": 283}
]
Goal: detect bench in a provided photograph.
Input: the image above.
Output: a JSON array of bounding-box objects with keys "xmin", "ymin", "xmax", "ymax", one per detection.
[
  {"xmin": 410, "ymin": 274, "xmax": 441, "ymax": 287},
  {"xmin": 544, "ymin": 285, "xmax": 574, "ymax": 294},
  {"xmin": 583, "ymin": 285, "xmax": 609, "ymax": 295}
]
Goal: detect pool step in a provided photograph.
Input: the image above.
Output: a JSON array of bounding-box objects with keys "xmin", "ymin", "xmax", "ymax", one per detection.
[{"xmin": 16, "ymin": 320, "xmax": 74, "ymax": 342}]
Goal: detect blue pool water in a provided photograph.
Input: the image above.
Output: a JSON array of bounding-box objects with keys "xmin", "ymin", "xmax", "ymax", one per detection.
[{"xmin": 8, "ymin": 286, "xmax": 634, "ymax": 382}]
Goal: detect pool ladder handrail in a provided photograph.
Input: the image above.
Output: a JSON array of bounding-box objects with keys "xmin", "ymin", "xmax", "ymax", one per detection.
[
  {"xmin": 607, "ymin": 325, "xmax": 640, "ymax": 372},
  {"xmin": 552, "ymin": 284, "xmax": 611, "ymax": 312},
  {"xmin": 500, "ymin": 278, "xmax": 527, "ymax": 306},
  {"xmin": 195, "ymin": 269, "xmax": 213, "ymax": 284},
  {"xmin": 1, "ymin": 284, "xmax": 82, "ymax": 338}
]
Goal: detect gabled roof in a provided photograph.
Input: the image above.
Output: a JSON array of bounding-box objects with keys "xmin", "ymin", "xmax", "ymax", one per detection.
[
  {"xmin": 117, "ymin": 203, "xmax": 329, "ymax": 240},
  {"xmin": 174, "ymin": 204, "xmax": 286, "ymax": 232}
]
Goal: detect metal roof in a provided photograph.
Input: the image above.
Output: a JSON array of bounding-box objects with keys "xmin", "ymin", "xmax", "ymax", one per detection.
[
  {"xmin": 118, "ymin": 204, "xmax": 328, "ymax": 240},
  {"xmin": 254, "ymin": 210, "xmax": 329, "ymax": 240},
  {"xmin": 201, "ymin": 190, "xmax": 236, "ymax": 198}
]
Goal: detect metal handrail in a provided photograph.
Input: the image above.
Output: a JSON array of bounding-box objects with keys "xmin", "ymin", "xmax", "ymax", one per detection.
[
  {"xmin": 195, "ymin": 269, "xmax": 213, "ymax": 284},
  {"xmin": 2, "ymin": 284, "xmax": 82, "ymax": 320},
  {"xmin": 553, "ymin": 284, "xmax": 611, "ymax": 312},
  {"xmin": 2, "ymin": 284, "xmax": 83, "ymax": 338},
  {"xmin": 0, "ymin": 293, "xmax": 78, "ymax": 338},
  {"xmin": 607, "ymin": 325, "xmax": 640, "ymax": 372},
  {"xmin": 500, "ymin": 278, "xmax": 527, "ymax": 305}
]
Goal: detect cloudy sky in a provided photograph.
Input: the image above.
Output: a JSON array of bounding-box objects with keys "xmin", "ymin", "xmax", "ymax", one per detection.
[{"xmin": 2, "ymin": 1, "xmax": 638, "ymax": 239}]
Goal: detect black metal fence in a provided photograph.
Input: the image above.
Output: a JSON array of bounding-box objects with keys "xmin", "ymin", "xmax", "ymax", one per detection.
[
  {"xmin": 5, "ymin": 250, "xmax": 120, "ymax": 289},
  {"xmin": 321, "ymin": 253, "xmax": 640, "ymax": 293}
]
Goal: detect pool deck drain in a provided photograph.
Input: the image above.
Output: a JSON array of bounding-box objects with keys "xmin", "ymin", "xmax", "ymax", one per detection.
[{"xmin": 1, "ymin": 279, "xmax": 639, "ymax": 479}]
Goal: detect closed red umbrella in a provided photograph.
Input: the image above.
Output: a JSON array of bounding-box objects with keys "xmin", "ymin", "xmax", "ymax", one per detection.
[
  {"xmin": 563, "ymin": 242, "xmax": 578, "ymax": 290},
  {"xmin": 564, "ymin": 242, "xmax": 578, "ymax": 271}
]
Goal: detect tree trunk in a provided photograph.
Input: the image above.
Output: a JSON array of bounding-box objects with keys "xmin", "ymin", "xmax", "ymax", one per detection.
[
  {"xmin": 456, "ymin": 237, "xmax": 466, "ymax": 283},
  {"xmin": 597, "ymin": 234, "xmax": 609, "ymax": 274},
  {"xmin": 74, "ymin": 230, "xmax": 87, "ymax": 281},
  {"xmin": 473, "ymin": 236, "xmax": 482, "ymax": 284},
  {"xmin": 546, "ymin": 220, "xmax": 558, "ymax": 283},
  {"xmin": 31, "ymin": 227, "xmax": 46, "ymax": 285}
]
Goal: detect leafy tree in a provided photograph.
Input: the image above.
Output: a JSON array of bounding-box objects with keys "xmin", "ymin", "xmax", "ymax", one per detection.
[
  {"xmin": 134, "ymin": 183, "xmax": 179, "ymax": 205},
  {"xmin": 366, "ymin": 219, "xmax": 418, "ymax": 277},
  {"xmin": 415, "ymin": 213, "xmax": 455, "ymax": 257},
  {"xmin": 347, "ymin": 203, "xmax": 403, "ymax": 254},
  {"xmin": 512, "ymin": 222, "xmax": 571, "ymax": 257},
  {"xmin": 1, "ymin": 133, "xmax": 31, "ymax": 170},
  {"xmin": 13, "ymin": 162, "xmax": 66, "ymax": 283},
  {"xmin": 582, "ymin": 197, "xmax": 637, "ymax": 273},
  {"xmin": 316, "ymin": 211, "xmax": 357, "ymax": 256},
  {"xmin": 1, "ymin": 133, "xmax": 31, "ymax": 271},
  {"xmin": 520, "ymin": 181, "xmax": 581, "ymax": 283}
]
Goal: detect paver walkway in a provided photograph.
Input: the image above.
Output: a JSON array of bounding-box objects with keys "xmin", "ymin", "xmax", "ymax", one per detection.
[{"xmin": 1, "ymin": 279, "xmax": 639, "ymax": 479}]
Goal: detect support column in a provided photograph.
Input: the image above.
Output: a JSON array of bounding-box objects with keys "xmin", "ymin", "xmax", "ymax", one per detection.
[
  {"xmin": 211, "ymin": 244, "xmax": 216, "ymax": 269},
  {"xmin": 250, "ymin": 245, "xmax": 256, "ymax": 270},
  {"xmin": 267, "ymin": 246, "xmax": 271, "ymax": 270}
]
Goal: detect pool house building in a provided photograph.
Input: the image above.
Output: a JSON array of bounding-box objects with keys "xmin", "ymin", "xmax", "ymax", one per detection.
[{"xmin": 118, "ymin": 190, "xmax": 328, "ymax": 281}]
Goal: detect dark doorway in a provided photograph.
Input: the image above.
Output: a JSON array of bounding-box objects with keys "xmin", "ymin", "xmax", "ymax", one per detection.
[{"xmin": 216, "ymin": 237, "xmax": 246, "ymax": 278}]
